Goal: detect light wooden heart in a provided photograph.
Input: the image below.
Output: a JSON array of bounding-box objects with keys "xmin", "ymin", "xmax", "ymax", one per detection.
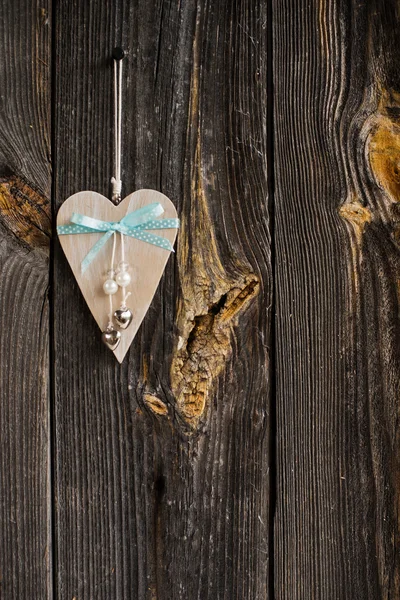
[{"xmin": 57, "ymin": 189, "xmax": 178, "ymax": 362}]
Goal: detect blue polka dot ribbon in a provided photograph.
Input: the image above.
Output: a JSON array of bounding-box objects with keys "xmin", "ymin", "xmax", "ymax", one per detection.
[{"xmin": 57, "ymin": 202, "xmax": 179, "ymax": 273}]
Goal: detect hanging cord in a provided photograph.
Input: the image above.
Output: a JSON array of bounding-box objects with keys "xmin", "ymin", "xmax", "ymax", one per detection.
[
  {"xmin": 111, "ymin": 48, "xmax": 124, "ymax": 203},
  {"xmin": 109, "ymin": 48, "xmax": 132, "ymax": 322},
  {"xmin": 120, "ymin": 232, "xmax": 131, "ymax": 309},
  {"xmin": 107, "ymin": 232, "xmax": 118, "ymax": 327}
]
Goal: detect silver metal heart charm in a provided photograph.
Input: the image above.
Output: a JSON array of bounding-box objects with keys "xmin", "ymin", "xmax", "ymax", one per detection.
[
  {"xmin": 114, "ymin": 307, "xmax": 133, "ymax": 330},
  {"xmin": 101, "ymin": 327, "xmax": 121, "ymax": 350}
]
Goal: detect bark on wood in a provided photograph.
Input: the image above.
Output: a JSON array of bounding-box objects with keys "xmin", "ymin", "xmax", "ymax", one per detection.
[
  {"xmin": 0, "ymin": 1, "xmax": 51, "ymax": 598},
  {"xmin": 53, "ymin": 1, "xmax": 271, "ymax": 598}
]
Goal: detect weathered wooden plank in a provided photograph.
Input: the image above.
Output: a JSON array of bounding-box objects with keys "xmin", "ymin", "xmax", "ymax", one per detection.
[
  {"xmin": 274, "ymin": 0, "xmax": 400, "ymax": 598},
  {"xmin": 54, "ymin": 0, "xmax": 271, "ymax": 598},
  {"xmin": 0, "ymin": 1, "xmax": 52, "ymax": 598}
]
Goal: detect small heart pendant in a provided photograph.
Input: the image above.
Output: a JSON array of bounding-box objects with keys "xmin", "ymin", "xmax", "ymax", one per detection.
[
  {"xmin": 114, "ymin": 307, "xmax": 133, "ymax": 330},
  {"xmin": 101, "ymin": 327, "xmax": 121, "ymax": 351}
]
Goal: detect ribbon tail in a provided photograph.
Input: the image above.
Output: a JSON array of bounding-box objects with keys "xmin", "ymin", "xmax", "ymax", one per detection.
[
  {"xmin": 124, "ymin": 228, "xmax": 175, "ymax": 252},
  {"xmin": 81, "ymin": 230, "xmax": 114, "ymax": 273},
  {"xmin": 142, "ymin": 218, "xmax": 180, "ymax": 230},
  {"xmin": 57, "ymin": 224, "xmax": 100, "ymax": 235}
]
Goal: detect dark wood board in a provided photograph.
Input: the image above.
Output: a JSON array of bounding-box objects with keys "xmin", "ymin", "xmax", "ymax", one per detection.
[
  {"xmin": 53, "ymin": 1, "xmax": 271, "ymax": 598},
  {"xmin": 0, "ymin": 1, "xmax": 52, "ymax": 598},
  {"xmin": 3, "ymin": 0, "xmax": 398, "ymax": 597},
  {"xmin": 273, "ymin": 0, "xmax": 400, "ymax": 598}
]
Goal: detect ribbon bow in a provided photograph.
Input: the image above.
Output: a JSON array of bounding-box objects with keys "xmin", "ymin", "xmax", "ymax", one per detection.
[{"xmin": 57, "ymin": 202, "xmax": 179, "ymax": 273}]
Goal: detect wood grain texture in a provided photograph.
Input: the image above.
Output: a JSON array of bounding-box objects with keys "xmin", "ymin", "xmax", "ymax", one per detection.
[
  {"xmin": 274, "ymin": 0, "xmax": 400, "ymax": 598},
  {"xmin": 0, "ymin": 0, "xmax": 51, "ymax": 598},
  {"xmin": 54, "ymin": 1, "xmax": 271, "ymax": 599}
]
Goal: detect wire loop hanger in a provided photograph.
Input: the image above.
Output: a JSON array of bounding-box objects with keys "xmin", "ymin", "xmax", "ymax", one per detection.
[{"xmin": 111, "ymin": 47, "xmax": 125, "ymax": 203}]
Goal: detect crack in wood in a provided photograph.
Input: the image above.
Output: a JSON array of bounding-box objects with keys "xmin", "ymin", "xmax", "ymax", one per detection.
[
  {"xmin": 369, "ymin": 114, "xmax": 400, "ymax": 205},
  {"xmin": 367, "ymin": 93, "xmax": 400, "ymax": 247},
  {"xmin": 144, "ymin": 393, "xmax": 169, "ymax": 416},
  {"xmin": 339, "ymin": 195, "xmax": 372, "ymax": 245},
  {"xmin": 171, "ymin": 276, "xmax": 259, "ymax": 429},
  {"xmin": 0, "ymin": 175, "xmax": 50, "ymax": 252}
]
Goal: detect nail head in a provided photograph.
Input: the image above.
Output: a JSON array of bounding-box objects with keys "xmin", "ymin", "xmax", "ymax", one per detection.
[{"xmin": 112, "ymin": 47, "xmax": 125, "ymax": 60}]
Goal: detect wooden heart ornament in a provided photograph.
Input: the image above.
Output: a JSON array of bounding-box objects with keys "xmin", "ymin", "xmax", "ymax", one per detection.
[{"xmin": 57, "ymin": 189, "xmax": 179, "ymax": 362}]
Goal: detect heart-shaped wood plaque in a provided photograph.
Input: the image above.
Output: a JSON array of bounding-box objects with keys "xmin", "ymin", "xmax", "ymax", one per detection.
[{"xmin": 57, "ymin": 189, "xmax": 178, "ymax": 362}]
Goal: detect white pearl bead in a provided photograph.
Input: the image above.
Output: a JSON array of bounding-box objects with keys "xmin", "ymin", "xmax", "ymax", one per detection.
[
  {"xmin": 103, "ymin": 279, "xmax": 118, "ymax": 295},
  {"xmin": 116, "ymin": 271, "xmax": 131, "ymax": 287}
]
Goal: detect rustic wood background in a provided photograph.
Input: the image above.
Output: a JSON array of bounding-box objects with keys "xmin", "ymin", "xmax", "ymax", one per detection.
[{"xmin": 0, "ymin": 0, "xmax": 399, "ymax": 598}]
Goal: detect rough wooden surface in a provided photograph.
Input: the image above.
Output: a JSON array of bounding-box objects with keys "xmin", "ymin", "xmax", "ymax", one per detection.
[
  {"xmin": 53, "ymin": 1, "xmax": 271, "ymax": 598},
  {"xmin": 274, "ymin": 0, "xmax": 400, "ymax": 598},
  {"xmin": 0, "ymin": 1, "xmax": 51, "ymax": 598},
  {"xmin": 2, "ymin": 0, "xmax": 399, "ymax": 598}
]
